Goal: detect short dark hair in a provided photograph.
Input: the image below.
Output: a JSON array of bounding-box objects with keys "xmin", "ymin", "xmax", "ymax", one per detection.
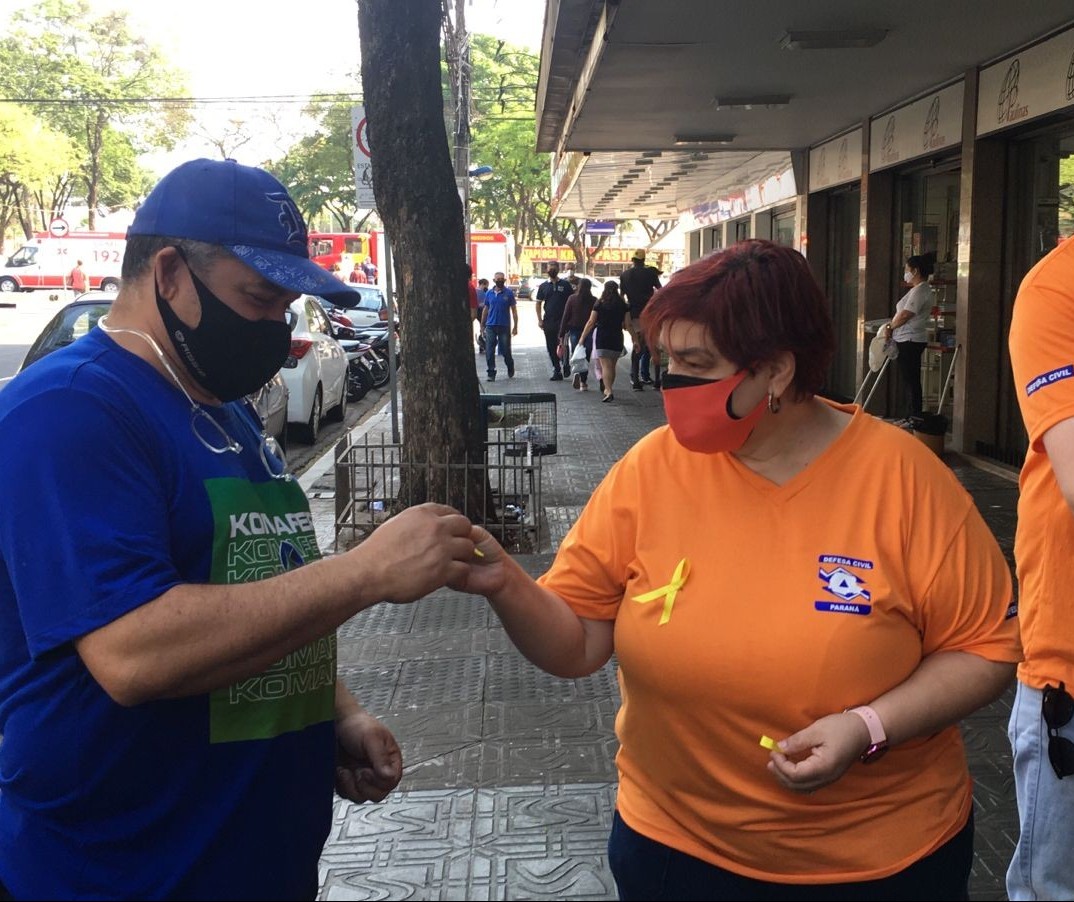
[
  {"xmin": 122, "ymin": 236, "xmax": 227, "ymax": 281},
  {"xmin": 641, "ymin": 240, "xmax": 835, "ymax": 400},
  {"xmin": 907, "ymin": 252, "xmax": 936, "ymax": 278}
]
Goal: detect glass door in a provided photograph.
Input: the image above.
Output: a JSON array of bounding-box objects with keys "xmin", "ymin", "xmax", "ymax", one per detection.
[{"xmin": 893, "ymin": 162, "xmax": 961, "ymax": 423}]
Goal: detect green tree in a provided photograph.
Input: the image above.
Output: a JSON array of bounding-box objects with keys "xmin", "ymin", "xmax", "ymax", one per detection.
[
  {"xmin": 0, "ymin": 0, "xmax": 190, "ymax": 229},
  {"xmin": 466, "ymin": 36, "xmax": 552, "ymax": 266},
  {"xmin": 270, "ymin": 101, "xmax": 371, "ymax": 231},
  {"xmin": 358, "ymin": 0, "xmax": 489, "ymax": 512},
  {"xmin": 0, "ymin": 104, "xmax": 78, "ymax": 250}
]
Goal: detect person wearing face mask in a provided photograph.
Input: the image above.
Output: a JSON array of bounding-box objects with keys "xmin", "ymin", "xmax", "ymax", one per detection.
[
  {"xmin": 0, "ymin": 158, "xmax": 480, "ymax": 900},
  {"xmin": 884, "ymin": 253, "xmax": 936, "ymax": 425},
  {"xmin": 452, "ymin": 240, "xmax": 1020, "ymax": 901},
  {"xmin": 479, "ymin": 271, "xmax": 518, "ymax": 381}
]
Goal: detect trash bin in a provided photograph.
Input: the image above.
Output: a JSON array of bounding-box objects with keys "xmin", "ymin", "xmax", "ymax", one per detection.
[
  {"xmin": 479, "ymin": 392, "xmax": 557, "ymax": 455},
  {"xmin": 911, "ymin": 413, "xmax": 947, "ymax": 457}
]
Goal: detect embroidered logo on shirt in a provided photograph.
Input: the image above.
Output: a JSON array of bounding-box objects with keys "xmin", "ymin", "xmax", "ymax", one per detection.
[
  {"xmin": 815, "ymin": 554, "xmax": 873, "ymax": 615},
  {"xmin": 818, "ymin": 566, "xmax": 871, "ymax": 602},
  {"xmin": 632, "ymin": 558, "xmax": 689, "ymax": 625}
]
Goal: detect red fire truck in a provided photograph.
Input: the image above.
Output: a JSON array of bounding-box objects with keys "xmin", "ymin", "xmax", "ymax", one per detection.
[{"xmin": 308, "ymin": 229, "xmax": 510, "ymax": 288}]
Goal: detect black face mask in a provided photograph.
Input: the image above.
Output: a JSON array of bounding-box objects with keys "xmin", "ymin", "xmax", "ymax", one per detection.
[{"xmin": 156, "ymin": 253, "xmax": 292, "ymax": 402}]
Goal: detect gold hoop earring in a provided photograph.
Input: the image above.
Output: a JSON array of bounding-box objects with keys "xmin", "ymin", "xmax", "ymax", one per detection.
[{"xmin": 767, "ymin": 392, "xmax": 781, "ymax": 414}]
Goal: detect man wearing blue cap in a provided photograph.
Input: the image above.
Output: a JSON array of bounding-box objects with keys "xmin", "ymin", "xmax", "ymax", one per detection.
[{"xmin": 0, "ymin": 159, "xmax": 479, "ymax": 900}]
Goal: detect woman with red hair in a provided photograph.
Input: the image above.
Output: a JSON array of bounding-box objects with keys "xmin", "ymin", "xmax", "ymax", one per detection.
[{"xmin": 456, "ymin": 240, "xmax": 1019, "ymax": 900}]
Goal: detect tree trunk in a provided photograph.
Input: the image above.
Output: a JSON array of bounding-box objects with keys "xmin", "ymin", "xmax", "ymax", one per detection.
[{"xmin": 357, "ymin": 0, "xmax": 491, "ymax": 517}]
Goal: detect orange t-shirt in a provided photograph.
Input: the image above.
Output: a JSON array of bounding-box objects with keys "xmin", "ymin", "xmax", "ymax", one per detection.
[
  {"xmin": 537, "ymin": 404, "xmax": 1019, "ymax": 883},
  {"xmin": 1009, "ymin": 236, "xmax": 1074, "ymax": 690}
]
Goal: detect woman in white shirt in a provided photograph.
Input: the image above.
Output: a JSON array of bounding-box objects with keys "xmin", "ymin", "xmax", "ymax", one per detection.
[{"xmin": 884, "ymin": 253, "xmax": 935, "ymax": 422}]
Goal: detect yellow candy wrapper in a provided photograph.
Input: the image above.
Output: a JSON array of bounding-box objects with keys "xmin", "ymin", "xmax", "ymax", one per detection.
[{"xmin": 759, "ymin": 734, "xmax": 780, "ymax": 752}]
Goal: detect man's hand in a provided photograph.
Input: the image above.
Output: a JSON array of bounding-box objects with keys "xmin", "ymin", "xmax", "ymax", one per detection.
[
  {"xmin": 335, "ymin": 710, "xmax": 402, "ymax": 803},
  {"xmin": 348, "ymin": 503, "xmax": 477, "ymax": 604}
]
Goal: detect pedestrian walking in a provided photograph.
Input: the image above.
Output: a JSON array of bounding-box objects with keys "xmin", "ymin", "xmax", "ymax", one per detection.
[
  {"xmin": 559, "ymin": 278, "xmax": 596, "ymax": 390},
  {"xmin": 66, "ymin": 258, "xmax": 88, "ymax": 295},
  {"xmin": 480, "ymin": 271, "xmax": 517, "ymax": 381},
  {"xmin": 619, "ymin": 249, "xmax": 661, "ymax": 390},
  {"xmin": 579, "ymin": 280, "xmax": 631, "ymax": 402},
  {"xmin": 535, "ymin": 264, "xmax": 574, "ymax": 380}
]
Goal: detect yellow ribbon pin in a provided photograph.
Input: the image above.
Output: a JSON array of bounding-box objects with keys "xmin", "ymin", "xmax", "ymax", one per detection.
[{"xmin": 631, "ymin": 558, "xmax": 690, "ymax": 625}]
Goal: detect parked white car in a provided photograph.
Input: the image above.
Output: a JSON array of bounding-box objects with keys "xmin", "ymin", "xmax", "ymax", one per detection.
[
  {"xmin": 281, "ymin": 295, "xmax": 349, "ymax": 444},
  {"xmin": 319, "ymin": 284, "xmax": 390, "ymax": 331}
]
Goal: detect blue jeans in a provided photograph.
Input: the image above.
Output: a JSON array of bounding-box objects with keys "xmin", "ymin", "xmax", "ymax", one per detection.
[
  {"xmin": 1007, "ymin": 680, "xmax": 1074, "ymax": 900},
  {"xmin": 485, "ymin": 324, "xmax": 513, "ymax": 377},
  {"xmin": 566, "ymin": 329, "xmax": 589, "ymax": 385},
  {"xmin": 608, "ymin": 809, "xmax": 972, "ymax": 901}
]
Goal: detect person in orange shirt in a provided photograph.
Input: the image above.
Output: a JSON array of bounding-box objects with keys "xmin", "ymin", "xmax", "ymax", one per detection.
[
  {"xmin": 456, "ymin": 240, "xmax": 1020, "ymax": 900},
  {"xmin": 1006, "ymin": 235, "xmax": 1074, "ymax": 900},
  {"xmin": 66, "ymin": 259, "xmax": 87, "ymax": 294}
]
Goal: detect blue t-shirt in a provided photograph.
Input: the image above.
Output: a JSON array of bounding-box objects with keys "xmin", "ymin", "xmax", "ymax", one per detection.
[
  {"xmin": 483, "ymin": 286, "xmax": 516, "ymax": 328},
  {"xmin": 0, "ymin": 329, "xmax": 336, "ymax": 900}
]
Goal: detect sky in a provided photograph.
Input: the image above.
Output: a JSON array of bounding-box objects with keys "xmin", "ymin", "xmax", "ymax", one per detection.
[{"xmin": 0, "ymin": 0, "xmax": 547, "ymax": 177}]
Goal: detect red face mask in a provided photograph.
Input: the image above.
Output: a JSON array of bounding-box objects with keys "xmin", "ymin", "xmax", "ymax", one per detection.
[{"xmin": 660, "ymin": 370, "xmax": 766, "ymax": 453}]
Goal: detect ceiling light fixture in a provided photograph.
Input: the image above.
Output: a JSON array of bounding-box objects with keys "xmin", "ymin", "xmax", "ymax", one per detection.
[
  {"xmin": 713, "ymin": 94, "xmax": 791, "ymax": 110},
  {"xmin": 674, "ymin": 134, "xmax": 735, "ymax": 146},
  {"xmin": 779, "ymin": 29, "xmax": 887, "ymax": 50}
]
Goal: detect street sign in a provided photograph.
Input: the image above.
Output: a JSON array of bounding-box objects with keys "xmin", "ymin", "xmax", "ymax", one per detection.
[
  {"xmin": 351, "ymin": 105, "xmax": 376, "ymax": 209},
  {"xmin": 49, "ymin": 218, "xmax": 69, "ymax": 238},
  {"xmin": 585, "ymin": 219, "xmax": 615, "ymax": 235}
]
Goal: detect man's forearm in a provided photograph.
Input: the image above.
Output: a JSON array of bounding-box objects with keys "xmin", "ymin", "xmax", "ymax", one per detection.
[{"xmin": 76, "ymin": 552, "xmax": 387, "ymax": 705}]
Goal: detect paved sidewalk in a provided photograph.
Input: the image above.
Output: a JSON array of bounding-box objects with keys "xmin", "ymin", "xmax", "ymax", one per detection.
[{"xmin": 313, "ymin": 321, "xmax": 1021, "ymax": 901}]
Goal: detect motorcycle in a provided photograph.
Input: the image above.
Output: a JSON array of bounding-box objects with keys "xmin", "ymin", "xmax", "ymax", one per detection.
[
  {"xmin": 352, "ymin": 324, "xmax": 401, "ymax": 384},
  {"xmin": 339, "ymin": 323, "xmax": 401, "ymax": 401}
]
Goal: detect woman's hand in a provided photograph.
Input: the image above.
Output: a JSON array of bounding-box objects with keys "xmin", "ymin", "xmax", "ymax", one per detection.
[
  {"xmin": 764, "ymin": 711, "xmax": 869, "ymax": 794},
  {"xmin": 455, "ymin": 526, "xmax": 511, "ymax": 598}
]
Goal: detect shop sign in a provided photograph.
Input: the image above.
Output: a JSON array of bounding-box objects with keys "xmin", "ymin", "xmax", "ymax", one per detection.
[
  {"xmin": 522, "ymin": 246, "xmax": 667, "ymax": 265},
  {"xmin": 977, "ymin": 25, "xmax": 1074, "ymax": 136},
  {"xmin": 682, "ymin": 166, "xmax": 797, "ymax": 227},
  {"xmin": 869, "ymin": 81, "xmax": 963, "ymax": 172},
  {"xmin": 809, "ymin": 128, "xmax": 862, "ymax": 191}
]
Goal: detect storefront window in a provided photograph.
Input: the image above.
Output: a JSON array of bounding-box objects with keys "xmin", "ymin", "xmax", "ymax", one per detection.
[
  {"xmin": 772, "ymin": 207, "xmax": 796, "ymax": 247},
  {"xmin": 733, "ymin": 218, "xmax": 750, "ymax": 242}
]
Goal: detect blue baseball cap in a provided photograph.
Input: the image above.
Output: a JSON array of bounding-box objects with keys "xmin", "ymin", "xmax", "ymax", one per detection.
[{"xmin": 128, "ymin": 158, "xmax": 354, "ymax": 300}]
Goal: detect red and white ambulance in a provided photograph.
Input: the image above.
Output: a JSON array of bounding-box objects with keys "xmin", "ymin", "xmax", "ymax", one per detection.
[{"xmin": 0, "ymin": 232, "xmax": 125, "ymax": 294}]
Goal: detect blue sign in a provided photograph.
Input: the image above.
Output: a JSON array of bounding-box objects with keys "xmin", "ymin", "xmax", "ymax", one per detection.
[{"xmin": 586, "ymin": 220, "xmax": 616, "ymax": 235}]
